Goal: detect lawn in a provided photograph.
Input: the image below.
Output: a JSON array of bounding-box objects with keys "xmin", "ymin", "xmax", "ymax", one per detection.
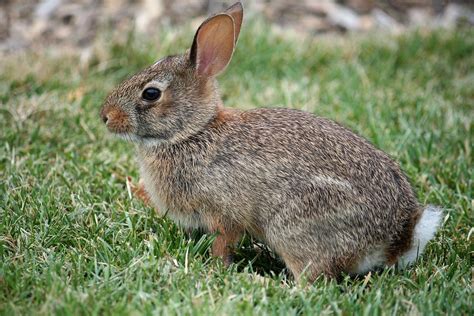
[{"xmin": 1, "ymin": 20, "xmax": 472, "ymax": 315}]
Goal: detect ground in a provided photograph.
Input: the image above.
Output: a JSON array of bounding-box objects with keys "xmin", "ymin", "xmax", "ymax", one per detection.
[{"xmin": 0, "ymin": 20, "xmax": 472, "ymax": 315}]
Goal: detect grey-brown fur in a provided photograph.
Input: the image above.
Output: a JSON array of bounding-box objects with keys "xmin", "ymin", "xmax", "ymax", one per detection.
[{"xmin": 100, "ymin": 2, "xmax": 440, "ymax": 281}]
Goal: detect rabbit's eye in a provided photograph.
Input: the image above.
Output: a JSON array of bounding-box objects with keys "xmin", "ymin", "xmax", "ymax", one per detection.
[{"xmin": 142, "ymin": 87, "xmax": 161, "ymax": 101}]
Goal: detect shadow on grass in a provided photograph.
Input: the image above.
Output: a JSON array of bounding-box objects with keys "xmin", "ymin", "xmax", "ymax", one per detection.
[
  {"xmin": 187, "ymin": 229, "xmax": 289, "ymax": 278},
  {"xmin": 232, "ymin": 237, "xmax": 289, "ymax": 278}
]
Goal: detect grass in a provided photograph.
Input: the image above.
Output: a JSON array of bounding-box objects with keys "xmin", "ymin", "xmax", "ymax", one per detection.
[{"xmin": 1, "ymin": 20, "xmax": 473, "ymax": 315}]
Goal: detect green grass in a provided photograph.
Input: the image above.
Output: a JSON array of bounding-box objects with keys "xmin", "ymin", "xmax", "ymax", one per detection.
[{"xmin": 1, "ymin": 20, "xmax": 473, "ymax": 315}]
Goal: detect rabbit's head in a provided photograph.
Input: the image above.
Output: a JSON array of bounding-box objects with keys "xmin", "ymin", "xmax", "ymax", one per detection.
[{"xmin": 100, "ymin": 2, "xmax": 243, "ymax": 146}]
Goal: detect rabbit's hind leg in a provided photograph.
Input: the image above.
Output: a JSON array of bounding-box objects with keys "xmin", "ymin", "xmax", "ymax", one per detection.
[{"xmin": 279, "ymin": 251, "xmax": 341, "ymax": 283}]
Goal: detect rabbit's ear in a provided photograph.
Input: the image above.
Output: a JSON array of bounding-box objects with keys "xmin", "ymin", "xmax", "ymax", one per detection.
[
  {"xmin": 224, "ymin": 2, "xmax": 243, "ymax": 45},
  {"xmin": 190, "ymin": 14, "xmax": 235, "ymax": 77}
]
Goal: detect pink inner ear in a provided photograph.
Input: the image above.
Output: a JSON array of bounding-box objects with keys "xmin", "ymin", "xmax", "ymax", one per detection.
[
  {"xmin": 198, "ymin": 44, "xmax": 217, "ymax": 76},
  {"xmin": 195, "ymin": 14, "xmax": 235, "ymax": 77}
]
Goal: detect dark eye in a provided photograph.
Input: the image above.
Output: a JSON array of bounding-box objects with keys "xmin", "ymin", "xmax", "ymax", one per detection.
[{"xmin": 142, "ymin": 87, "xmax": 161, "ymax": 101}]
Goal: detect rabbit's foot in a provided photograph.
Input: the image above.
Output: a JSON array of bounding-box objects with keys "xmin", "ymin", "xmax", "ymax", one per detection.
[
  {"xmin": 128, "ymin": 177, "xmax": 151, "ymax": 205},
  {"xmin": 210, "ymin": 224, "xmax": 243, "ymax": 267}
]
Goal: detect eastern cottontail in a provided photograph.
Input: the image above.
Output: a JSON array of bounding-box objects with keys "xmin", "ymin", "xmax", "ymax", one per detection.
[{"xmin": 100, "ymin": 2, "xmax": 442, "ymax": 281}]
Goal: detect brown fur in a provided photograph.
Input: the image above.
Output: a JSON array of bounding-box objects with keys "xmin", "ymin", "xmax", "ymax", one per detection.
[
  {"xmin": 386, "ymin": 208, "xmax": 422, "ymax": 264},
  {"xmin": 101, "ymin": 105, "xmax": 131, "ymax": 133},
  {"xmin": 100, "ymin": 2, "xmax": 434, "ymax": 281}
]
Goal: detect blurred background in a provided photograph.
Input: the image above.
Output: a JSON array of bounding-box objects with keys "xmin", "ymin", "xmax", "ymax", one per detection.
[{"xmin": 1, "ymin": 0, "xmax": 473, "ymax": 54}]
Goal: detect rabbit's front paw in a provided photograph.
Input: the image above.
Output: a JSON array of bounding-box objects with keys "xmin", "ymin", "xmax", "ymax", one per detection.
[
  {"xmin": 210, "ymin": 225, "xmax": 243, "ymax": 267},
  {"xmin": 128, "ymin": 177, "xmax": 151, "ymax": 205}
]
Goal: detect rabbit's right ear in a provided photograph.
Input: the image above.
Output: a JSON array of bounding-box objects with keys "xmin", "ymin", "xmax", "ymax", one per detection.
[{"xmin": 189, "ymin": 14, "xmax": 236, "ymax": 78}]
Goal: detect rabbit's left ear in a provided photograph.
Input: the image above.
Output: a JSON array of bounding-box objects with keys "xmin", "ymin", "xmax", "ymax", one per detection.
[
  {"xmin": 224, "ymin": 1, "xmax": 243, "ymax": 45},
  {"xmin": 190, "ymin": 14, "xmax": 235, "ymax": 77}
]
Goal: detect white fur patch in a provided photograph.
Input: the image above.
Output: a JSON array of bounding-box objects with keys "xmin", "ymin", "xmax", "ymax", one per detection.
[
  {"xmin": 152, "ymin": 57, "xmax": 165, "ymax": 66},
  {"xmin": 351, "ymin": 246, "xmax": 387, "ymax": 274},
  {"xmin": 312, "ymin": 175, "xmax": 352, "ymax": 190},
  {"xmin": 398, "ymin": 205, "xmax": 443, "ymax": 267},
  {"xmin": 138, "ymin": 161, "xmax": 168, "ymax": 216},
  {"xmin": 349, "ymin": 206, "xmax": 442, "ymax": 274},
  {"xmin": 137, "ymin": 158, "xmax": 204, "ymax": 230},
  {"xmin": 117, "ymin": 133, "xmax": 141, "ymax": 142},
  {"xmin": 144, "ymin": 79, "xmax": 170, "ymax": 92},
  {"xmin": 116, "ymin": 133, "xmax": 165, "ymax": 147},
  {"xmin": 139, "ymin": 137, "xmax": 166, "ymax": 147}
]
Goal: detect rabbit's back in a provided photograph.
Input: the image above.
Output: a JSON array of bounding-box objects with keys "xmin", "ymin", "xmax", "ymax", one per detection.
[{"xmin": 209, "ymin": 107, "xmax": 418, "ymax": 214}]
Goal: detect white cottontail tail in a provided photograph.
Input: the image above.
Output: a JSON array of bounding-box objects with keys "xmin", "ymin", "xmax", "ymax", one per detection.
[{"xmin": 100, "ymin": 2, "xmax": 442, "ymax": 281}]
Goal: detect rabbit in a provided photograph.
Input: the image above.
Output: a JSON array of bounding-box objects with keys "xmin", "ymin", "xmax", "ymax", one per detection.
[{"xmin": 100, "ymin": 2, "xmax": 443, "ymax": 281}]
